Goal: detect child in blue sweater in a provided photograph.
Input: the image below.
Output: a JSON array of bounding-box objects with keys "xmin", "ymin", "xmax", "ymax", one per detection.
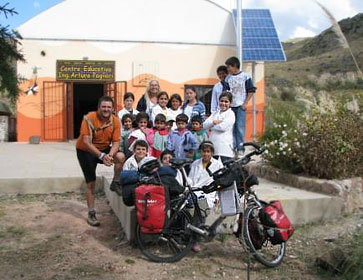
[{"xmin": 166, "ymin": 113, "xmax": 198, "ymax": 159}]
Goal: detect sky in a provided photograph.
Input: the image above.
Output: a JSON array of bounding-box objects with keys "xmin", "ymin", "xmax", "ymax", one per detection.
[{"xmin": 1, "ymin": 0, "xmax": 363, "ymax": 41}]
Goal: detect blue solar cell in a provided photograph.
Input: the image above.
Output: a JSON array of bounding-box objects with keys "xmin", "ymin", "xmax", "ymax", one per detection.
[
  {"xmin": 243, "ymin": 49, "xmax": 286, "ymax": 61},
  {"xmin": 243, "ymin": 28, "xmax": 278, "ymax": 38},
  {"xmin": 242, "ymin": 18, "xmax": 274, "ymax": 28},
  {"xmin": 243, "ymin": 38, "xmax": 281, "ymax": 49},
  {"xmin": 242, "ymin": 9, "xmax": 271, "ymax": 18},
  {"xmin": 233, "ymin": 9, "xmax": 286, "ymax": 62}
]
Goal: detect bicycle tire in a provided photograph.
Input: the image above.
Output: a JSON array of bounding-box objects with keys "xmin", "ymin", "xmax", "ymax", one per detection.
[
  {"xmin": 243, "ymin": 205, "xmax": 286, "ymax": 267},
  {"xmin": 136, "ymin": 209, "xmax": 194, "ymax": 263}
]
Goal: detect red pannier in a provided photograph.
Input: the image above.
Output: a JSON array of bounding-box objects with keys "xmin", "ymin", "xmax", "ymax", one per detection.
[
  {"xmin": 135, "ymin": 184, "xmax": 169, "ymax": 234},
  {"xmin": 259, "ymin": 201, "xmax": 294, "ymax": 244}
]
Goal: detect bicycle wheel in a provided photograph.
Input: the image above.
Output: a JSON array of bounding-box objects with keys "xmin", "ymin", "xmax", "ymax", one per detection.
[
  {"xmin": 243, "ymin": 205, "xmax": 286, "ymax": 267},
  {"xmin": 136, "ymin": 209, "xmax": 194, "ymax": 263}
]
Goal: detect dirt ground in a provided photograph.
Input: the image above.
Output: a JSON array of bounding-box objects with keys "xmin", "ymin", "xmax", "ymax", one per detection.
[{"xmin": 0, "ymin": 192, "xmax": 361, "ymax": 280}]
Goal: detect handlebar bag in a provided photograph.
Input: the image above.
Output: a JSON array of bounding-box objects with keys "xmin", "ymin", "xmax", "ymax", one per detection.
[
  {"xmin": 259, "ymin": 201, "xmax": 294, "ymax": 244},
  {"xmin": 135, "ymin": 183, "xmax": 170, "ymax": 234}
]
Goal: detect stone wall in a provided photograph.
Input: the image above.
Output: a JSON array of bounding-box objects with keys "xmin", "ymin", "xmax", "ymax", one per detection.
[{"xmin": 245, "ymin": 163, "xmax": 363, "ymax": 213}]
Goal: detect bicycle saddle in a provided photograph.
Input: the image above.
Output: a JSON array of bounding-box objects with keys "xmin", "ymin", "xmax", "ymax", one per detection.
[{"xmin": 170, "ymin": 158, "xmax": 194, "ymax": 168}]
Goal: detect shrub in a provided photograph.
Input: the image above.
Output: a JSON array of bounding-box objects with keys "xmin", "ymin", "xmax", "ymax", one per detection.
[{"xmin": 262, "ymin": 107, "xmax": 363, "ymax": 179}]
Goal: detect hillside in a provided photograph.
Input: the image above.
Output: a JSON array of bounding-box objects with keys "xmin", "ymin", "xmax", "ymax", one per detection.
[{"xmin": 264, "ymin": 12, "xmax": 363, "ymax": 123}]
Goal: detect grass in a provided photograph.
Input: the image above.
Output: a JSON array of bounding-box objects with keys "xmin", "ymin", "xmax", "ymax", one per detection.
[
  {"xmin": 342, "ymin": 229, "xmax": 363, "ymax": 279},
  {"xmin": 6, "ymin": 226, "xmax": 27, "ymax": 238}
]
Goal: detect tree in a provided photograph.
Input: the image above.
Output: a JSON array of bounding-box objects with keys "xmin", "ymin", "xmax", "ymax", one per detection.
[{"xmin": 0, "ymin": 3, "xmax": 25, "ymax": 104}]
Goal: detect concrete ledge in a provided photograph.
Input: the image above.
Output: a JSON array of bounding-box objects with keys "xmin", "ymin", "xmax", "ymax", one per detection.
[
  {"xmin": 246, "ymin": 163, "xmax": 363, "ymax": 213},
  {"xmin": 103, "ymin": 177, "xmax": 136, "ymax": 241},
  {"xmin": 0, "ymin": 176, "xmax": 104, "ymax": 194}
]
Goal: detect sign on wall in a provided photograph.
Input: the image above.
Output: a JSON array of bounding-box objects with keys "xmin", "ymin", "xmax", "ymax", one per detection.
[{"xmin": 56, "ymin": 60, "xmax": 115, "ymax": 82}]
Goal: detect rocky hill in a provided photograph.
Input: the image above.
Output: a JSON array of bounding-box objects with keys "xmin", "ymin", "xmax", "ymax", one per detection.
[
  {"xmin": 264, "ymin": 13, "xmax": 363, "ymax": 124},
  {"xmin": 266, "ymin": 13, "xmax": 363, "ymax": 80}
]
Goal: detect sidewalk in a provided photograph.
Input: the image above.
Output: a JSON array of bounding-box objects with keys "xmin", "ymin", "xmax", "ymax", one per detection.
[{"xmin": 0, "ymin": 142, "xmax": 113, "ymax": 194}]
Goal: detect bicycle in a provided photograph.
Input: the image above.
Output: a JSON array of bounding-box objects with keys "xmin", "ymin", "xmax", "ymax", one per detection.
[{"xmin": 135, "ymin": 142, "xmax": 286, "ymax": 267}]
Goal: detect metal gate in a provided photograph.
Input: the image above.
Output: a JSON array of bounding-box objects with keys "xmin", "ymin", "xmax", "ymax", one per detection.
[
  {"xmin": 104, "ymin": 81, "xmax": 127, "ymax": 113},
  {"xmin": 42, "ymin": 81, "xmax": 67, "ymax": 141}
]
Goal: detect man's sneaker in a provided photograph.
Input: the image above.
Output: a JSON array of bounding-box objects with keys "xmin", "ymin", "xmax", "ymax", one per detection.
[
  {"xmin": 87, "ymin": 210, "xmax": 100, "ymax": 227},
  {"xmin": 110, "ymin": 181, "xmax": 122, "ymax": 196}
]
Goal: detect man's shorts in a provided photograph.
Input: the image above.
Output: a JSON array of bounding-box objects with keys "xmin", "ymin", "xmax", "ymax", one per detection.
[{"xmin": 76, "ymin": 147, "xmax": 111, "ymax": 184}]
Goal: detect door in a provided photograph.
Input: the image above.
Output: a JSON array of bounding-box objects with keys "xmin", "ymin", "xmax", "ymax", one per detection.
[
  {"xmin": 104, "ymin": 81, "xmax": 127, "ymax": 113},
  {"xmin": 42, "ymin": 81, "xmax": 67, "ymax": 141}
]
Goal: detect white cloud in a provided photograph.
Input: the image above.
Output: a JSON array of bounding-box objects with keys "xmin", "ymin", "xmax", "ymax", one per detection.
[
  {"xmin": 292, "ymin": 26, "xmax": 316, "ymax": 38},
  {"xmin": 33, "ymin": 1, "xmax": 40, "ymax": 8}
]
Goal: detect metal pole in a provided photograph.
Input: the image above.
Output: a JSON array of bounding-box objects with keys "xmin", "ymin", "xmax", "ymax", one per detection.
[
  {"xmin": 236, "ymin": 0, "xmax": 243, "ymax": 69},
  {"xmin": 252, "ymin": 62, "xmax": 256, "ymax": 141}
]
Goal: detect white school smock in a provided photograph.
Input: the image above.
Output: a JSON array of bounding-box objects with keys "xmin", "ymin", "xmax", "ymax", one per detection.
[
  {"xmin": 123, "ymin": 155, "xmax": 139, "ymax": 171},
  {"xmin": 188, "ymin": 157, "xmax": 224, "ymax": 208},
  {"xmin": 203, "ymin": 108, "xmax": 235, "ymax": 158},
  {"xmin": 151, "ymin": 104, "xmax": 171, "ymax": 124}
]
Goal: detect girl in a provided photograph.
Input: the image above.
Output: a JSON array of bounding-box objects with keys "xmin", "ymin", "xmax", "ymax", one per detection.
[
  {"xmin": 181, "ymin": 86, "xmax": 206, "ymax": 127},
  {"xmin": 188, "ymin": 141, "xmax": 224, "ymax": 251},
  {"xmin": 117, "ymin": 92, "xmax": 139, "ymax": 120},
  {"xmin": 203, "ymin": 91, "xmax": 235, "ymax": 162},
  {"xmin": 128, "ymin": 112, "xmax": 154, "ymax": 153},
  {"xmin": 167, "ymin": 93, "xmax": 183, "ymax": 129},
  {"xmin": 152, "ymin": 114, "xmax": 169, "ymax": 158},
  {"xmin": 119, "ymin": 114, "xmax": 134, "ymax": 159},
  {"xmin": 151, "ymin": 91, "xmax": 171, "ymax": 124}
]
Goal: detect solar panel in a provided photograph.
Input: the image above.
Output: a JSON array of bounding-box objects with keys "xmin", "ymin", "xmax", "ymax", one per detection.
[{"xmin": 233, "ymin": 9, "xmax": 286, "ymax": 62}]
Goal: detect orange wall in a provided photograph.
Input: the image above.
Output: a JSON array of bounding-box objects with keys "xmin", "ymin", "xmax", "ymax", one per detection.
[{"xmin": 17, "ymin": 76, "xmax": 265, "ymax": 142}]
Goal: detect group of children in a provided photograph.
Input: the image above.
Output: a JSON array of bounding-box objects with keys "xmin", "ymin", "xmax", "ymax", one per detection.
[{"xmin": 117, "ymin": 90, "xmax": 235, "ymax": 173}]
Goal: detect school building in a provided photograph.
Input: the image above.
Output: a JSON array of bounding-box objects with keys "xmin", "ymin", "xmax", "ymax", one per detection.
[{"xmin": 16, "ymin": 0, "xmax": 285, "ymax": 142}]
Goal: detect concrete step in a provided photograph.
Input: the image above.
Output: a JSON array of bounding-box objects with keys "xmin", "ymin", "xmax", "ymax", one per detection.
[{"xmin": 104, "ymin": 177, "xmax": 343, "ymax": 241}]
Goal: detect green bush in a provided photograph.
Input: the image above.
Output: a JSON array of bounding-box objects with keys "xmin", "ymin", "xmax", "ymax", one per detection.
[{"xmin": 262, "ymin": 107, "xmax": 363, "ymax": 179}]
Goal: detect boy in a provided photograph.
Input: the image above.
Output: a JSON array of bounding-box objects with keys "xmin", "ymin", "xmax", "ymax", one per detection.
[
  {"xmin": 225, "ymin": 56, "xmax": 256, "ymax": 157},
  {"xmin": 190, "ymin": 115, "xmax": 208, "ymax": 160},
  {"xmin": 166, "ymin": 113, "xmax": 198, "ymax": 159},
  {"xmin": 152, "ymin": 114, "xmax": 169, "ymax": 158},
  {"xmin": 117, "ymin": 92, "xmax": 139, "ymax": 120},
  {"xmin": 123, "ymin": 140, "xmax": 149, "ymax": 171},
  {"xmin": 211, "ymin": 65, "xmax": 229, "ymax": 114}
]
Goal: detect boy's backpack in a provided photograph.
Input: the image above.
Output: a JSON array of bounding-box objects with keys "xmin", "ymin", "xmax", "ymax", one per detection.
[
  {"xmin": 135, "ymin": 183, "xmax": 170, "ymax": 234},
  {"xmin": 259, "ymin": 201, "xmax": 294, "ymax": 245}
]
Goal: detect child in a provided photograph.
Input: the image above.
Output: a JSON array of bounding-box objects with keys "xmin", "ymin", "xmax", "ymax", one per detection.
[
  {"xmin": 203, "ymin": 91, "xmax": 235, "ymax": 163},
  {"xmin": 160, "ymin": 149, "xmax": 183, "ymax": 186},
  {"xmin": 167, "ymin": 93, "xmax": 183, "ymax": 129},
  {"xmin": 165, "ymin": 116, "xmax": 175, "ymax": 132},
  {"xmin": 225, "ymin": 56, "xmax": 256, "ymax": 156},
  {"xmin": 117, "ymin": 92, "xmax": 139, "ymax": 120},
  {"xmin": 120, "ymin": 113, "xmax": 134, "ymax": 159},
  {"xmin": 181, "ymin": 86, "xmax": 206, "ymax": 127},
  {"xmin": 166, "ymin": 113, "xmax": 198, "ymax": 159},
  {"xmin": 152, "ymin": 114, "xmax": 169, "ymax": 158},
  {"xmin": 188, "ymin": 141, "xmax": 224, "ymax": 252},
  {"xmin": 190, "ymin": 115, "xmax": 208, "ymax": 160},
  {"xmin": 128, "ymin": 112, "xmax": 154, "ymax": 153},
  {"xmin": 123, "ymin": 140, "xmax": 149, "ymax": 171},
  {"xmin": 151, "ymin": 91, "xmax": 171, "ymax": 124}
]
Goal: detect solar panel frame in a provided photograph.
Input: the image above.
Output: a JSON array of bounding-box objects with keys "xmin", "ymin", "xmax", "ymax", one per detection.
[{"xmin": 233, "ymin": 9, "xmax": 286, "ymax": 62}]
